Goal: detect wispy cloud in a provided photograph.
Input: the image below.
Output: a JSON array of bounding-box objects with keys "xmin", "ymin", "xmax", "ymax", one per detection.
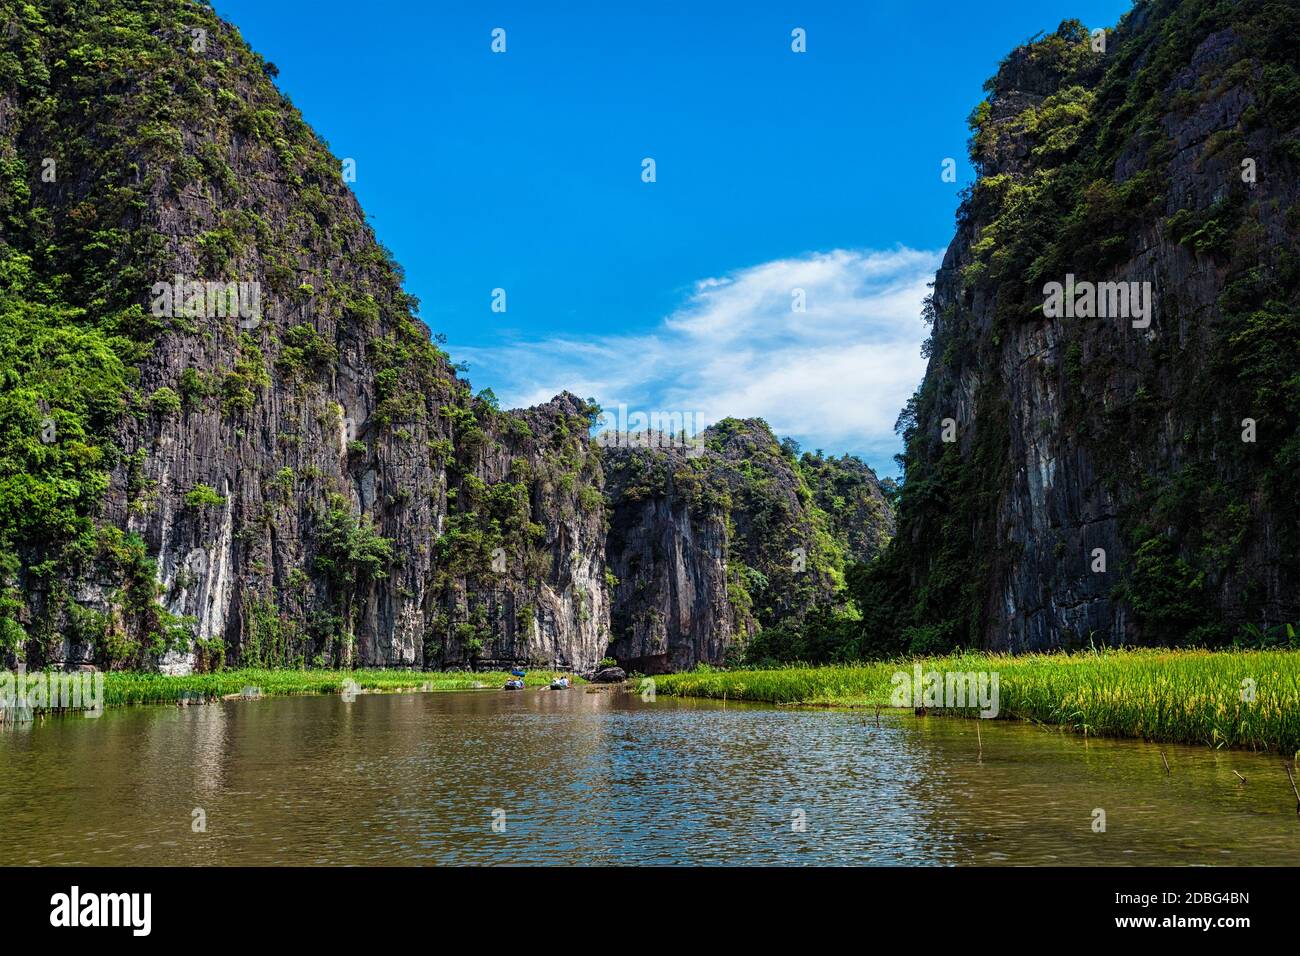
[{"xmin": 455, "ymin": 247, "xmax": 941, "ymax": 474}]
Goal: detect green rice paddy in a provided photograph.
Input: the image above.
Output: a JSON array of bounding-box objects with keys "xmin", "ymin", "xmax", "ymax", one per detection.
[{"xmin": 651, "ymin": 649, "xmax": 1300, "ymax": 754}]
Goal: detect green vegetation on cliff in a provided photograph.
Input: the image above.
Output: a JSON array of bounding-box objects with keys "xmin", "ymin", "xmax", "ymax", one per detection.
[
  {"xmin": 1, "ymin": 0, "xmax": 594, "ymax": 672},
  {"xmin": 603, "ymin": 417, "xmax": 896, "ymax": 669},
  {"xmin": 849, "ymin": 1, "xmax": 1299, "ymax": 658},
  {"xmin": 0, "ymin": 0, "xmax": 426, "ymax": 666}
]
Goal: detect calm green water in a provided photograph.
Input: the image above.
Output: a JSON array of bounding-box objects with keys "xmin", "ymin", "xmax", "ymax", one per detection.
[{"xmin": 1, "ymin": 686, "xmax": 1297, "ymax": 865}]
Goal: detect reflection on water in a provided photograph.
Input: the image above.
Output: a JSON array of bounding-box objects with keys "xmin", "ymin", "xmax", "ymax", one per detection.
[{"xmin": 1, "ymin": 687, "xmax": 1297, "ymax": 865}]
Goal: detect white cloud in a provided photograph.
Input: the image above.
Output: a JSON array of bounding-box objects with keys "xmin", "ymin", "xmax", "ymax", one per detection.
[{"xmin": 455, "ymin": 247, "xmax": 941, "ymax": 475}]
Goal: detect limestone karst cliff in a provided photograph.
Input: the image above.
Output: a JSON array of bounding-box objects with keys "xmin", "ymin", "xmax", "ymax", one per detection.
[
  {"xmin": 603, "ymin": 421, "xmax": 893, "ymax": 672},
  {"xmin": 857, "ymin": 1, "xmax": 1299, "ymax": 654},
  {"xmin": 0, "ymin": 0, "xmax": 615, "ymax": 671}
]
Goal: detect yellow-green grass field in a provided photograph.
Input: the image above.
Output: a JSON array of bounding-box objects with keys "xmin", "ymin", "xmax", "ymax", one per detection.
[
  {"xmin": 651, "ymin": 649, "xmax": 1300, "ymax": 754},
  {"xmin": 1, "ymin": 667, "xmax": 575, "ymax": 711}
]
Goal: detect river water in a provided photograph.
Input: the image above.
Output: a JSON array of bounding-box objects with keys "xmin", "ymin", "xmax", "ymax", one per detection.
[{"xmin": 1, "ymin": 686, "xmax": 1296, "ymax": 865}]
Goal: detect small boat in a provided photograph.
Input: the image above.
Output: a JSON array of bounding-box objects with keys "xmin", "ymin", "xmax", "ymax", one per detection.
[
  {"xmin": 549, "ymin": 677, "xmax": 570, "ymax": 690},
  {"xmin": 504, "ymin": 679, "xmax": 525, "ymax": 691},
  {"xmin": 510, "ymin": 668, "xmax": 526, "ymax": 678}
]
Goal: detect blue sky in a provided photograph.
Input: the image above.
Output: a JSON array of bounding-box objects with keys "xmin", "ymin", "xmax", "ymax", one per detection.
[{"xmin": 213, "ymin": 0, "xmax": 1133, "ymax": 477}]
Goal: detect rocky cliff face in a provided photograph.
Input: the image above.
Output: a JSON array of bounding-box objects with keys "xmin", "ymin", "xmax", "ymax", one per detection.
[
  {"xmin": 604, "ymin": 420, "xmax": 894, "ymax": 672},
  {"xmin": 603, "ymin": 440, "xmax": 733, "ymax": 673},
  {"xmin": 862, "ymin": 1, "xmax": 1299, "ymax": 653},
  {"xmin": 0, "ymin": 0, "xmax": 894, "ymax": 674},
  {"xmin": 0, "ymin": 0, "xmax": 611, "ymax": 672}
]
